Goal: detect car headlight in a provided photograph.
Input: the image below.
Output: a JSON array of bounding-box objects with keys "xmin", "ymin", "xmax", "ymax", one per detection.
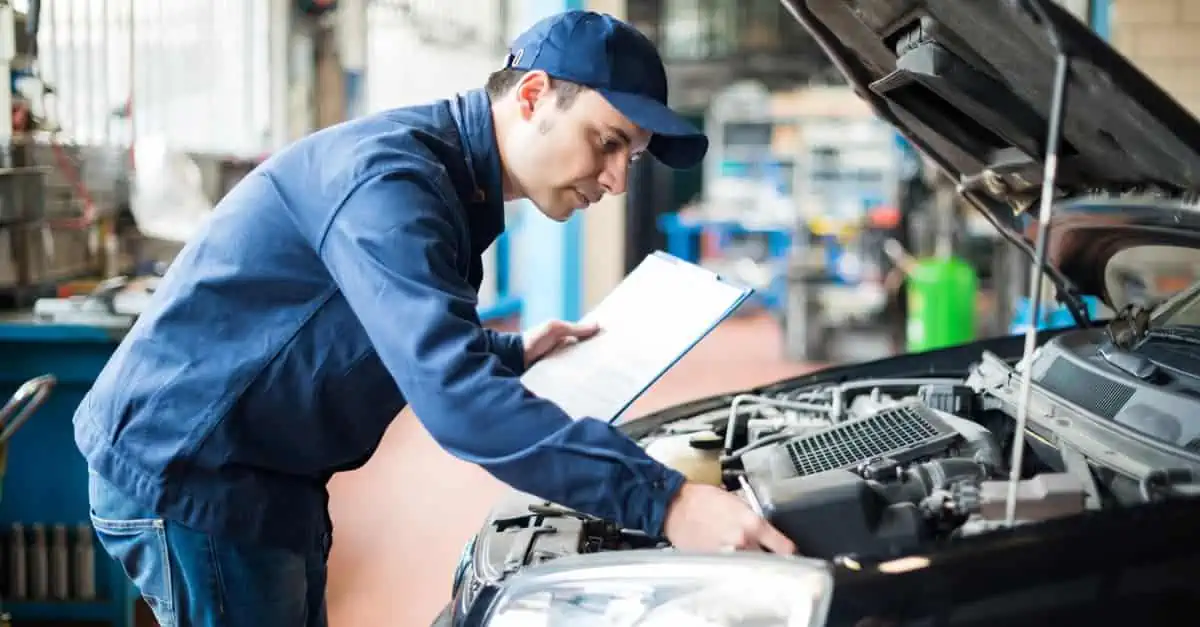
[
  {"xmin": 452, "ymin": 534, "xmax": 477, "ymax": 598},
  {"xmin": 480, "ymin": 550, "xmax": 834, "ymax": 627}
]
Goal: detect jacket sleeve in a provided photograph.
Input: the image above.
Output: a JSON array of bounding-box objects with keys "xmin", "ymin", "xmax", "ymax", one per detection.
[
  {"xmin": 317, "ymin": 170, "xmax": 687, "ymax": 536},
  {"xmin": 482, "ymin": 328, "xmax": 526, "ymax": 375}
]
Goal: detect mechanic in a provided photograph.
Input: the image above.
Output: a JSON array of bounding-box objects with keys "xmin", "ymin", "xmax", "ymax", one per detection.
[{"xmin": 73, "ymin": 10, "xmax": 795, "ymax": 627}]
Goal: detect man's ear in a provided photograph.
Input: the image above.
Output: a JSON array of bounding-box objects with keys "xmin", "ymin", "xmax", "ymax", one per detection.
[{"xmin": 514, "ymin": 71, "xmax": 552, "ymax": 121}]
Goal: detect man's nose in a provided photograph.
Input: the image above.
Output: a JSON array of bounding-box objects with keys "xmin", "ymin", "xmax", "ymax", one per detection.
[{"xmin": 598, "ymin": 158, "xmax": 629, "ymax": 196}]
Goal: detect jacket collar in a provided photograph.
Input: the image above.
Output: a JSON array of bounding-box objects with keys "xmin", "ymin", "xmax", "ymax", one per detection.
[{"xmin": 449, "ymin": 88, "xmax": 507, "ymax": 253}]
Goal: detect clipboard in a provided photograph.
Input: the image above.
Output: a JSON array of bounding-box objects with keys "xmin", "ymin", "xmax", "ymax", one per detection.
[{"xmin": 519, "ymin": 250, "xmax": 754, "ymax": 423}]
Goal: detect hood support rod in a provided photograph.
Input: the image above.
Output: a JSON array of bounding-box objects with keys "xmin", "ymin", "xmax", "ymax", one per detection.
[{"xmin": 1005, "ymin": 0, "xmax": 1072, "ymax": 527}]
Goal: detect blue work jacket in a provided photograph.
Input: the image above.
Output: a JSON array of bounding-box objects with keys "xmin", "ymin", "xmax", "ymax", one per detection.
[{"xmin": 73, "ymin": 88, "xmax": 686, "ymax": 553}]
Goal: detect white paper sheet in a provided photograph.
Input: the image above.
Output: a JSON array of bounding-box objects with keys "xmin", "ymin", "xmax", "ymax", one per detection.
[{"xmin": 520, "ymin": 252, "xmax": 752, "ymax": 421}]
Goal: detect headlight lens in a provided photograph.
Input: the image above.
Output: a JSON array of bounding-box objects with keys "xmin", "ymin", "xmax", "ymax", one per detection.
[
  {"xmin": 481, "ymin": 551, "xmax": 833, "ymax": 627},
  {"xmin": 452, "ymin": 535, "xmax": 477, "ymax": 597}
]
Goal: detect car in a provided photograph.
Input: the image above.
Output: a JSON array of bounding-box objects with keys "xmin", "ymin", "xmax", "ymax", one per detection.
[{"xmin": 436, "ymin": 1, "xmax": 1200, "ymax": 625}]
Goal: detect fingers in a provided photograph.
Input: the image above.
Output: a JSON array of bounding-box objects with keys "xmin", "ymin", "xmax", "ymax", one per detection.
[
  {"xmin": 737, "ymin": 511, "xmax": 796, "ymax": 555},
  {"xmin": 547, "ymin": 319, "xmax": 601, "ymax": 340},
  {"xmin": 663, "ymin": 482, "xmax": 797, "ymax": 556},
  {"xmin": 755, "ymin": 523, "xmax": 797, "ymax": 555},
  {"xmin": 553, "ymin": 335, "xmax": 580, "ymax": 351},
  {"xmin": 564, "ymin": 320, "xmax": 601, "ymax": 338}
]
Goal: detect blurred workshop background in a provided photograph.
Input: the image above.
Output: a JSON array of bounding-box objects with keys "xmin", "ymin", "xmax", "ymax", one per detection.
[{"xmin": 0, "ymin": 0, "xmax": 1195, "ymax": 625}]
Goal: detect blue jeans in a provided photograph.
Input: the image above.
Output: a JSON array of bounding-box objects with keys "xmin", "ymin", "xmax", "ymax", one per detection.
[{"xmin": 87, "ymin": 471, "xmax": 329, "ymax": 627}]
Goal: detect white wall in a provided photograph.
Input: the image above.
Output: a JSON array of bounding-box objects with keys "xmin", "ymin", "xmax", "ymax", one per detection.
[
  {"xmin": 363, "ymin": 0, "xmax": 511, "ymax": 111},
  {"xmin": 1111, "ymin": 0, "xmax": 1200, "ymax": 115}
]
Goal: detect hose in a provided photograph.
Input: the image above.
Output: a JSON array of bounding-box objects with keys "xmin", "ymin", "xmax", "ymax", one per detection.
[
  {"xmin": 1139, "ymin": 468, "xmax": 1198, "ymax": 503},
  {"xmin": 830, "ymin": 378, "xmax": 961, "ymax": 421},
  {"xmin": 721, "ymin": 393, "xmax": 832, "ymax": 456}
]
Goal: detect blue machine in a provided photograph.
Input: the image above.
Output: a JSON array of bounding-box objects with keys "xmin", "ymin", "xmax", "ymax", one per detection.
[
  {"xmin": 478, "ymin": 209, "xmax": 525, "ymax": 323},
  {"xmin": 656, "ymin": 212, "xmax": 792, "ymax": 311},
  {"xmin": 1009, "ymin": 295, "xmax": 1105, "ymax": 335},
  {"xmin": 0, "ymin": 321, "xmax": 137, "ymax": 626}
]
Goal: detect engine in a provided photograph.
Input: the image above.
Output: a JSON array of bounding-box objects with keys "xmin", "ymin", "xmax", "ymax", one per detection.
[
  {"xmin": 735, "ymin": 398, "xmax": 994, "ymax": 558},
  {"xmin": 465, "ymin": 329, "xmax": 1200, "ymax": 604},
  {"xmin": 631, "ymin": 378, "xmax": 1090, "ymax": 560},
  {"xmin": 475, "ymin": 372, "xmax": 1107, "ymax": 574}
]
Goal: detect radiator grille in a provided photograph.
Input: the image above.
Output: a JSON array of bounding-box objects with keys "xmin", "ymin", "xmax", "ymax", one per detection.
[
  {"xmin": 784, "ymin": 403, "xmax": 961, "ymax": 477},
  {"xmin": 1039, "ymin": 357, "xmax": 1136, "ymax": 419}
]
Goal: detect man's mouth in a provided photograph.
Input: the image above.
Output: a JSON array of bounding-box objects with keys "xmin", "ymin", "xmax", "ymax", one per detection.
[{"xmin": 573, "ymin": 189, "xmax": 590, "ymax": 208}]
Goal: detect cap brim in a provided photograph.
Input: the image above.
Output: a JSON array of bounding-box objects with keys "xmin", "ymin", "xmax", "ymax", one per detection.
[{"xmin": 597, "ymin": 89, "xmax": 709, "ymax": 169}]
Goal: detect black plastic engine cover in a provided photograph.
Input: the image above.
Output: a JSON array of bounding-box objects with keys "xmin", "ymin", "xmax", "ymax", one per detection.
[{"xmin": 750, "ymin": 469, "xmax": 930, "ymax": 559}]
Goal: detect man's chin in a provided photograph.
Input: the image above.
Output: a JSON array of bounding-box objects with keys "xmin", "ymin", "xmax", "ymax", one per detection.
[{"xmin": 532, "ymin": 203, "xmax": 576, "ymax": 222}]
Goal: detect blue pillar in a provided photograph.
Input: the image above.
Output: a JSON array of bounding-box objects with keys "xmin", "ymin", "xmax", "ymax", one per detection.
[
  {"xmin": 516, "ymin": 0, "xmax": 585, "ymax": 329},
  {"xmin": 1090, "ymin": 0, "xmax": 1111, "ymax": 40}
]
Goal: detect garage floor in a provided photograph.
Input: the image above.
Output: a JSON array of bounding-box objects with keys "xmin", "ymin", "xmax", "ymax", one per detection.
[{"xmin": 323, "ymin": 310, "xmax": 819, "ymax": 627}]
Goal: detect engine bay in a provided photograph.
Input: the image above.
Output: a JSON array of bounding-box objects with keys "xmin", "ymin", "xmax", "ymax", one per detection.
[{"xmin": 472, "ymin": 326, "xmax": 1200, "ymax": 581}]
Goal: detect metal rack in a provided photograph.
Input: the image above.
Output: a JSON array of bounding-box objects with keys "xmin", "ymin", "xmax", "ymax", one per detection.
[
  {"xmin": 781, "ymin": 104, "xmax": 903, "ymax": 362},
  {"xmin": 658, "ymin": 81, "xmax": 794, "ymax": 312},
  {"xmin": 0, "ymin": 323, "xmax": 136, "ymax": 626}
]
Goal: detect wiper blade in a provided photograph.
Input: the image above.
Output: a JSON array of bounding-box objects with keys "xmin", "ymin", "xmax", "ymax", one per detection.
[{"xmin": 1144, "ymin": 328, "xmax": 1200, "ymax": 347}]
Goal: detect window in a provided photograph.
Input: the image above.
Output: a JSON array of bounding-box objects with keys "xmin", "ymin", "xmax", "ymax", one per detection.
[
  {"xmin": 660, "ymin": 0, "xmax": 798, "ymax": 60},
  {"xmin": 661, "ymin": 0, "xmax": 735, "ymax": 60}
]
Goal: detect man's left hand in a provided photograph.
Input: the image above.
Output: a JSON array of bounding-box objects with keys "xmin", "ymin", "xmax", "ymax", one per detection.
[{"xmin": 522, "ymin": 319, "xmax": 601, "ymax": 367}]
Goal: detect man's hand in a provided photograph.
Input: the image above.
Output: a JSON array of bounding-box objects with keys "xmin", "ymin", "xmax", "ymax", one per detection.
[
  {"xmin": 662, "ymin": 482, "xmax": 796, "ymax": 554},
  {"xmin": 522, "ymin": 319, "xmax": 601, "ymax": 368}
]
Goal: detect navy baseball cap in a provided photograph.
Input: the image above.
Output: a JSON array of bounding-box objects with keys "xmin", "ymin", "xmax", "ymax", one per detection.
[{"xmin": 505, "ymin": 11, "xmax": 709, "ymax": 170}]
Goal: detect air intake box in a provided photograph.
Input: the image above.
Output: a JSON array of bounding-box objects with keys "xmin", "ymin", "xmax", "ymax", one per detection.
[
  {"xmin": 746, "ymin": 469, "xmax": 931, "ymax": 559},
  {"xmin": 740, "ymin": 401, "xmax": 963, "ymax": 483}
]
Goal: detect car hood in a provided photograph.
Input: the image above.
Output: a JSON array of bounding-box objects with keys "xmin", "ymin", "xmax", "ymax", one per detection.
[{"xmin": 780, "ymin": 0, "xmax": 1200, "ymax": 312}]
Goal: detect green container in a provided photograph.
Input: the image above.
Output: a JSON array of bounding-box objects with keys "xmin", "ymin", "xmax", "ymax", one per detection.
[{"xmin": 906, "ymin": 256, "xmax": 978, "ymax": 352}]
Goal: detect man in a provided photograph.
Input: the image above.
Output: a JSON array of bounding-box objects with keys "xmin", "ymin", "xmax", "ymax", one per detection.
[{"xmin": 75, "ymin": 10, "xmax": 795, "ymax": 626}]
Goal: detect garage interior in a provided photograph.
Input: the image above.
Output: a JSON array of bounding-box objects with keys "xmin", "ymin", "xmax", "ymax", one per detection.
[{"xmin": 2, "ymin": 0, "xmax": 1199, "ymax": 625}]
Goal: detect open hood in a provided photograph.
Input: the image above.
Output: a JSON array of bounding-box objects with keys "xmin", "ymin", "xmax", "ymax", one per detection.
[{"xmin": 780, "ymin": 0, "xmax": 1200, "ymax": 316}]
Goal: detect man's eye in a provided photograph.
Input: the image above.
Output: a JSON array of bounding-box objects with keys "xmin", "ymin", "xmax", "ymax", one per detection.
[{"xmin": 600, "ymin": 137, "xmax": 622, "ymax": 153}]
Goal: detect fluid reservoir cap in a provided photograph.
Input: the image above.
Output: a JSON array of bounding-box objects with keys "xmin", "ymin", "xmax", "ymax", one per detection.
[{"xmin": 688, "ymin": 431, "xmax": 724, "ymax": 450}]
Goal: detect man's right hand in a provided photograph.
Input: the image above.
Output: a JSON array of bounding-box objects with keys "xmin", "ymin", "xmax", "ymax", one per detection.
[{"xmin": 662, "ymin": 481, "xmax": 796, "ymax": 555}]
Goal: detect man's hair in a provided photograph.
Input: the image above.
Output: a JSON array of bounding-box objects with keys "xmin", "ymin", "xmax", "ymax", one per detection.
[{"xmin": 484, "ymin": 68, "xmax": 585, "ymax": 109}]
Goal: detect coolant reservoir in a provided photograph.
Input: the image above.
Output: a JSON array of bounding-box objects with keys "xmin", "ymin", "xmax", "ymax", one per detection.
[{"xmin": 644, "ymin": 431, "xmax": 724, "ymax": 486}]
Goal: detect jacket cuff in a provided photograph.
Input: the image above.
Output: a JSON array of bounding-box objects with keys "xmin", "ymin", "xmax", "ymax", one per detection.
[
  {"xmin": 636, "ymin": 465, "xmax": 688, "ymax": 538},
  {"xmin": 487, "ymin": 329, "xmax": 526, "ymax": 375}
]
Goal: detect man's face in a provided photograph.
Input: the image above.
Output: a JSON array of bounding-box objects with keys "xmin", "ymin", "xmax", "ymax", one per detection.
[{"xmin": 503, "ymin": 72, "xmax": 652, "ymax": 222}]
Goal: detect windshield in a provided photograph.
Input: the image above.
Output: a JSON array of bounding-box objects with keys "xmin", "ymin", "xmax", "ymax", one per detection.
[
  {"xmin": 1103, "ymin": 245, "xmax": 1200, "ymax": 326},
  {"xmin": 1152, "ymin": 280, "xmax": 1200, "ymax": 327}
]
